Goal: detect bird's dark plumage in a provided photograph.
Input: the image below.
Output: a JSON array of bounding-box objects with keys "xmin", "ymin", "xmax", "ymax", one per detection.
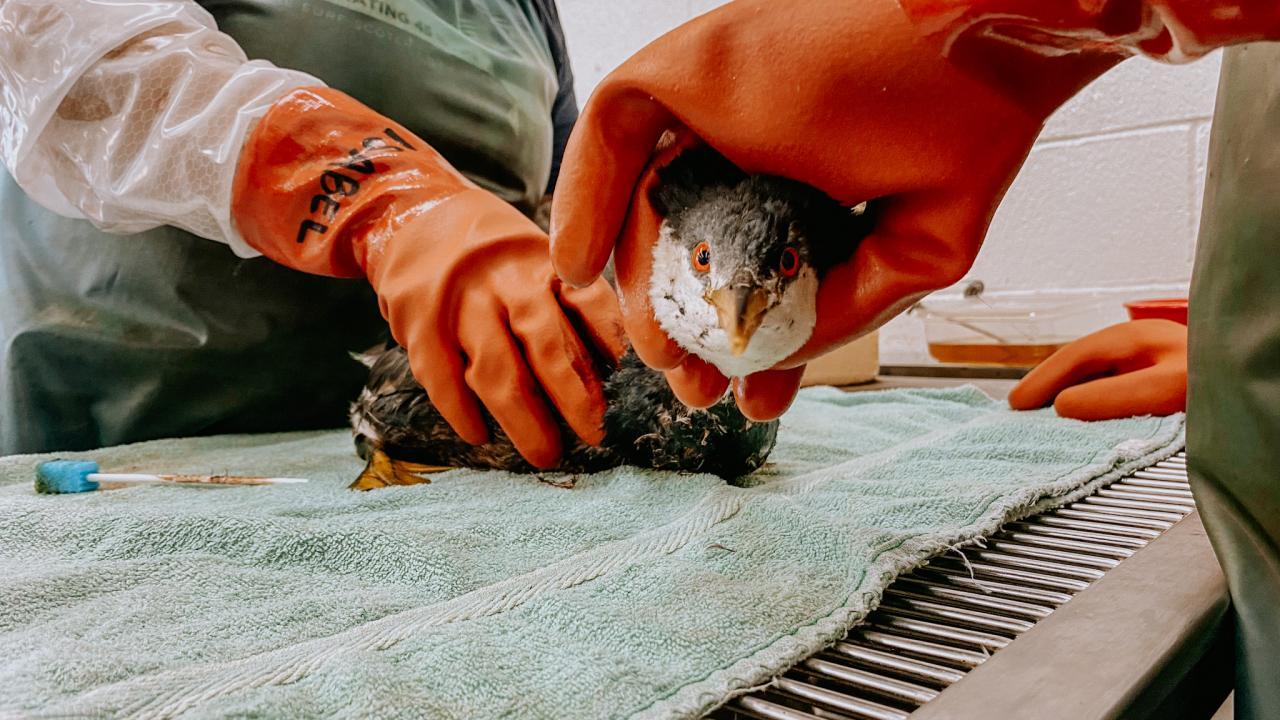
[{"xmin": 349, "ymin": 346, "xmax": 778, "ymax": 488}]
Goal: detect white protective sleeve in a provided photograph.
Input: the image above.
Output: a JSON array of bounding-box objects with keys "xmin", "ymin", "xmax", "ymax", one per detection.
[{"xmin": 0, "ymin": 0, "xmax": 324, "ymax": 256}]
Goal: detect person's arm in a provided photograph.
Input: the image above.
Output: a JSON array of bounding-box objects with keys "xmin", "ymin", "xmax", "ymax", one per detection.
[
  {"xmin": 548, "ymin": 0, "xmax": 1279, "ymax": 420},
  {"xmin": 0, "ymin": 0, "xmax": 316, "ymax": 254},
  {"xmin": 0, "ymin": 1, "xmax": 624, "ymax": 466}
]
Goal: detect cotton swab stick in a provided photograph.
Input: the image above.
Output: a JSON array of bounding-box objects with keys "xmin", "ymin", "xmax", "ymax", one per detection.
[{"xmin": 35, "ymin": 460, "xmax": 309, "ymax": 494}]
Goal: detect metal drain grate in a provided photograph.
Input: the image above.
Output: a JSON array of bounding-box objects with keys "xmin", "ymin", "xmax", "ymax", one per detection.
[{"xmin": 713, "ymin": 452, "xmax": 1192, "ymax": 720}]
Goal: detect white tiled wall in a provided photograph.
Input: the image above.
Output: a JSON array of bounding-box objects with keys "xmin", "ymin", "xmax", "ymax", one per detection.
[
  {"xmin": 556, "ymin": 1, "xmax": 1222, "ymax": 363},
  {"xmin": 558, "ymin": 1, "xmax": 731, "ymax": 100}
]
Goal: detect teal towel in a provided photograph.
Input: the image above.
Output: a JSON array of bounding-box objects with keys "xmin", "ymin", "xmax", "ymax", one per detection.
[{"xmin": 0, "ymin": 387, "xmax": 1183, "ymax": 719}]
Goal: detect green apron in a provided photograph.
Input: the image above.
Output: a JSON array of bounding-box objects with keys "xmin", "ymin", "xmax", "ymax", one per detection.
[
  {"xmin": 0, "ymin": 0, "xmax": 567, "ymax": 454},
  {"xmin": 1189, "ymin": 42, "xmax": 1280, "ymax": 720}
]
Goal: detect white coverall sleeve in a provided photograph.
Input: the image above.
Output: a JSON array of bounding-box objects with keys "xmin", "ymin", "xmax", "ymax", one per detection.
[{"xmin": 0, "ymin": 0, "xmax": 325, "ymax": 256}]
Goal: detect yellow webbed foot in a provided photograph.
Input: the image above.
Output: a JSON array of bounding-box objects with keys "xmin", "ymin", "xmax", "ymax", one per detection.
[{"xmin": 349, "ymin": 450, "xmax": 452, "ymax": 491}]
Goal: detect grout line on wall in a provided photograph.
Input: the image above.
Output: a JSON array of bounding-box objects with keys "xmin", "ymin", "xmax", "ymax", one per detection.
[{"xmin": 1037, "ymin": 117, "xmax": 1215, "ymax": 146}]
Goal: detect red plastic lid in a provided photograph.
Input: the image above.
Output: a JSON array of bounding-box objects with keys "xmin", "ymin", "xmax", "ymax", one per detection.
[{"xmin": 1125, "ymin": 298, "xmax": 1188, "ymax": 326}]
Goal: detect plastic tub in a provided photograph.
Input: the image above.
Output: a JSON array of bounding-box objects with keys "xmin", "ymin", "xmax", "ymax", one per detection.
[
  {"xmin": 913, "ymin": 296, "xmax": 1108, "ymax": 368},
  {"xmin": 801, "ymin": 332, "xmax": 878, "ymax": 387},
  {"xmin": 1125, "ymin": 298, "xmax": 1188, "ymax": 326}
]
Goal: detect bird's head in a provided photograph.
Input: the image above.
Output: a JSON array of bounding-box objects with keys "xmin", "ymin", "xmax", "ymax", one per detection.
[{"xmin": 648, "ymin": 146, "xmax": 872, "ymax": 378}]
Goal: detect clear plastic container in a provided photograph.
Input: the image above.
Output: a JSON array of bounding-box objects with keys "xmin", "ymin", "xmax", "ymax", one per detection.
[{"xmin": 913, "ymin": 296, "xmax": 1108, "ymax": 367}]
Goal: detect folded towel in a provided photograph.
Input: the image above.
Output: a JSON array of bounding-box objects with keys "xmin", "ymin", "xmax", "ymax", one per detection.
[{"xmin": 0, "ymin": 386, "xmax": 1184, "ymax": 719}]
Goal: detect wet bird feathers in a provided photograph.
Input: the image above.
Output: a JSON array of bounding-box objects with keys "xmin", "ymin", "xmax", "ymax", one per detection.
[{"xmin": 349, "ymin": 347, "xmax": 778, "ymax": 489}]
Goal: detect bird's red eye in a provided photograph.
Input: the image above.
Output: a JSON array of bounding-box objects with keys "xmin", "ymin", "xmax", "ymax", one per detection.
[
  {"xmin": 779, "ymin": 247, "xmax": 800, "ymax": 277},
  {"xmin": 692, "ymin": 242, "xmax": 712, "ymax": 273}
]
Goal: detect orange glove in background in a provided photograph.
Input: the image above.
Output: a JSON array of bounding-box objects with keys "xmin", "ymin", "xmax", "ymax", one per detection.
[
  {"xmin": 232, "ymin": 88, "xmax": 625, "ymax": 469},
  {"xmin": 551, "ymin": 0, "xmax": 1279, "ymax": 421},
  {"xmin": 1008, "ymin": 320, "xmax": 1188, "ymax": 421}
]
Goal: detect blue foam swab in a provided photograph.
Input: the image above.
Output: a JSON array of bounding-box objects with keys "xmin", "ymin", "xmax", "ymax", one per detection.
[
  {"xmin": 34, "ymin": 460, "xmax": 309, "ymax": 494},
  {"xmin": 35, "ymin": 460, "xmax": 102, "ymax": 494}
]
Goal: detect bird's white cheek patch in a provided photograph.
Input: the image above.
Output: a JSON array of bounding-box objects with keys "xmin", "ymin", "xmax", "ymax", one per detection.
[
  {"xmin": 649, "ymin": 225, "xmax": 819, "ymax": 378},
  {"xmin": 650, "ymin": 226, "xmax": 721, "ymax": 361}
]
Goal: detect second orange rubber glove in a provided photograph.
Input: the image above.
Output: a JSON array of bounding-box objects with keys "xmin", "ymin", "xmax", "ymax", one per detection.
[
  {"xmin": 1008, "ymin": 320, "xmax": 1188, "ymax": 421},
  {"xmin": 549, "ymin": 0, "xmax": 1121, "ymax": 420},
  {"xmin": 231, "ymin": 88, "xmax": 625, "ymax": 469}
]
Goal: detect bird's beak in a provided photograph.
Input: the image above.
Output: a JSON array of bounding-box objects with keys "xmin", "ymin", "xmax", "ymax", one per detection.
[{"xmin": 708, "ymin": 286, "xmax": 770, "ymax": 356}]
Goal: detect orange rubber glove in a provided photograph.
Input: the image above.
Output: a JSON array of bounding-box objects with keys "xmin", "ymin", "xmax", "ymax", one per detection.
[
  {"xmin": 549, "ymin": 0, "xmax": 1120, "ymax": 420},
  {"xmin": 232, "ymin": 88, "xmax": 625, "ymax": 469},
  {"xmin": 550, "ymin": 0, "xmax": 1279, "ymax": 421},
  {"xmin": 1008, "ymin": 320, "xmax": 1187, "ymax": 421}
]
